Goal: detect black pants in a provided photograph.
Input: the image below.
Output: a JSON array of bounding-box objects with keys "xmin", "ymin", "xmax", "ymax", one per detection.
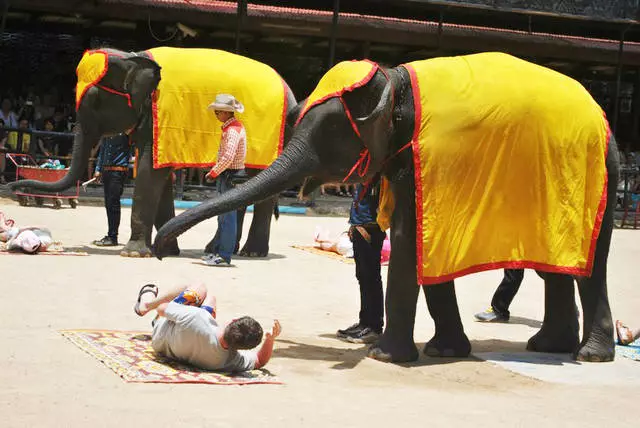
[
  {"xmin": 103, "ymin": 170, "xmax": 126, "ymax": 241},
  {"xmin": 352, "ymin": 224, "xmax": 386, "ymax": 333},
  {"xmin": 490, "ymin": 268, "xmax": 525, "ymax": 316}
]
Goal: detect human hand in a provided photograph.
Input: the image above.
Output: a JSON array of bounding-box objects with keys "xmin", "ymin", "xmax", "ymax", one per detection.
[
  {"xmin": 205, "ymin": 170, "xmax": 218, "ymax": 182},
  {"xmin": 266, "ymin": 320, "xmax": 282, "ymax": 340}
]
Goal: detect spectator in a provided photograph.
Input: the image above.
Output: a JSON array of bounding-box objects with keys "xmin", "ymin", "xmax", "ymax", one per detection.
[
  {"xmin": 0, "ymin": 98, "xmax": 18, "ymax": 129},
  {"xmin": 0, "ymin": 118, "xmax": 7, "ymax": 184},
  {"xmin": 53, "ymin": 106, "xmax": 71, "ymax": 157},
  {"xmin": 37, "ymin": 118, "xmax": 56, "ymax": 158},
  {"xmin": 6, "ymin": 118, "xmax": 32, "ymax": 154}
]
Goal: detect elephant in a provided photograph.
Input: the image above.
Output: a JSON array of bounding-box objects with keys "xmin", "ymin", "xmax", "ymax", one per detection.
[
  {"xmin": 153, "ymin": 52, "xmax": 619, "ymax": 364},
  {"xmin": 9, "ymin": 47, "xmax": 299, "ymax": 258}
]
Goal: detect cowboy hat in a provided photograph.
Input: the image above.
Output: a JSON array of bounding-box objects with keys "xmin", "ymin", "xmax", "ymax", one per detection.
[{"xmin": 207, "ymin": 94, "xmax": 245, "ymax": 113}]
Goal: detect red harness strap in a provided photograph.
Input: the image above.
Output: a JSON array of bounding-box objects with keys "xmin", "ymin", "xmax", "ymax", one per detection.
[{"xmin": 96, "ymin": 84, "xmax": 133, "ymax": 108}]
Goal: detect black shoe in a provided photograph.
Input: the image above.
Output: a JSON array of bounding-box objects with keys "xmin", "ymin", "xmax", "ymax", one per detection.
[
  {"xmin": 93, "ymin": 236, "xmax": 118, "ymax": 247},
  {"xmin": 336, "ymin": 323, "xmax": 362, "ymax": 338},
  {"xmin": 343, "ymin": 326, "xmax": 381, "ymax": 344}
]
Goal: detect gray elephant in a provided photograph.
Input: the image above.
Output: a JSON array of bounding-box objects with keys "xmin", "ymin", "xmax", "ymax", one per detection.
[
  {"xmin": 153, "ymin": 52, "xmax": 618, "ymax": 363},
  {"xmin": 10, "ymin": 47, "xmax": 298, "ymax": 258}
]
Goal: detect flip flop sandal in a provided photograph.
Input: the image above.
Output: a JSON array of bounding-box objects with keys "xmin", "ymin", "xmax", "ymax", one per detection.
[{"xmin": 134, "ymin": 284, "xmax": 158, "ymax": 316}]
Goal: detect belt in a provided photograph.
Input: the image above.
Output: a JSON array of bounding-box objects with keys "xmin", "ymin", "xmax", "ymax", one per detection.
[{"xmin": 103, "ymin": 166, "xmax": 128, "ymax": 172}]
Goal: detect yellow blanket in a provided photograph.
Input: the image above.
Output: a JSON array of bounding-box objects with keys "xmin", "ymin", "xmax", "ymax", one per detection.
[
  {"xmin": 147, "ymin": 48, "xmax": 287, "ymax": 169},
  {"xmin": 297, "ymin": 60, "xmax": 378, "ymax": 127},
  {"xmin": 75, "ymin": 50, "xmax": 109, "ymax": 110},
  {"xmin": 404, "ymin": 53, "xmax": 609, "ymax": 285}
]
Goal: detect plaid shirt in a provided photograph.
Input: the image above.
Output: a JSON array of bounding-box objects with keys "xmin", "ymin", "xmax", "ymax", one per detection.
[{"xmin": 211, "ymin": 117, "xmax": 246, "ymax": 176}]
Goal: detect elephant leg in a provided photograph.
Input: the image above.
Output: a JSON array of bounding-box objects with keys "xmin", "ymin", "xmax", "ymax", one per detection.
[
  {"xmin": 239, "ymin": 197, "xmax": 275, "ymax": 257},
  {"xmin": 526, "ymin": 273, "xmax": 580, "ymax": 353},
  {"xmin": 572, "ymin": 139, "xmax": 618, "ymax": 362},
  {"xmin": 423, "ymin": 281, "xmax": 472, "ymax": 357},
  {"xmin": 122, "ymin": 142, "xmax": 172, "ymax": 258},
  {"xmin": 368, "ymin": 172, "xmax": 420, "ymax": 363},
  {"xmin": 153, "ymin": 174, "xmax": 179, "ymax": 257}
]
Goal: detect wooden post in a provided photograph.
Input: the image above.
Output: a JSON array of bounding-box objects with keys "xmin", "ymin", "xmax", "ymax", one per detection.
[
  {"xmin": 612, "ymin": 32, "xmax": 625, "ymax": 136},
  {"xmin": 235, "ymin": 0, "xmax": 247, "ymax": 54},
  {"xmin": 0, "ymin": 0, "xmax": 10, "ymax": 38},
  {"xmin": 328, "ymin": 0, "xmax": 340, "ymax": 68}
]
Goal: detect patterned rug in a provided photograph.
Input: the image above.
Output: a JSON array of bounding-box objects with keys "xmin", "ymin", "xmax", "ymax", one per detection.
[
  {"xmin": 60, "ymin": 329, "xmax": 282, "ymax": 385},
  {"xmin": 291, "ymin": 245, "xmax": 354, "ymax": 264},
  {"xmin": 617, "ymin": 339, "xmax": 640, "ymax": 361}
]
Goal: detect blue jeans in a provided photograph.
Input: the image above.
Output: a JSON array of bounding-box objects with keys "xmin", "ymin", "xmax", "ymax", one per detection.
[{"xmin": 214, "ymin": 170, "xmax": 241, "ymax": 262}]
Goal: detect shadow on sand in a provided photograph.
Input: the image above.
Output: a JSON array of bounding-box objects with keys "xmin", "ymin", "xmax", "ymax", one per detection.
[{"xmin": 276, "ymin": 336, "xmax": 576, "ymax": 369}]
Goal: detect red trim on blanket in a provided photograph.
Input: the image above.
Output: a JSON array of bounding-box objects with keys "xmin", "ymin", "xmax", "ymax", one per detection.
[
  {"xmin": 76, "ymin": 50, "xmax": 109, "ymax": 111},
  {"xmin": 295, "ymin": 59, "xmax": 379, "ymax": 126},
  {"xmin": 278, "ymin": 77, "xmax": 288, "ymax": 157},
  {"xmin": 420, "ymin": 260, "xmax": 593, "ymax": 285},
  {"xmin": 403, "ymin": 64, "xmax": 426, "ymax": 286},
  {"xmin": 96, "ymin": 84, "xmax": 132, "ymax": 108},
  {"xmin": 584, "ymin": 114, "xmax": 611, "ymax": 274},
  {"xmin": 408, "ymin": 62, "xmax": 611, "ymax": 286}
]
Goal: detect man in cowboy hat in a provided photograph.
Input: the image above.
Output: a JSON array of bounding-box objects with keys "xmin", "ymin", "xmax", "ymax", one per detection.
[{"xmin": 203, "ymin": 94, "xmax": 247, "ymax": 266}]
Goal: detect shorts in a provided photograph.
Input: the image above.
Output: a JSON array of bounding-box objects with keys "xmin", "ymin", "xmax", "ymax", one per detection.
[{"xmin": 173, "ymin": 289, "xmax": 216, "ymax": 317}]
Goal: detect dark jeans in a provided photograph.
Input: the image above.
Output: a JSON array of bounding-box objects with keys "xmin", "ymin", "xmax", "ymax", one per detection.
[
  {"xmin": 352, "ymin": 224, "xmax": 386, "ymax": 333},
  {"xmin": 102, "ymin": 170, "xmax": 126, "ymax": 241},
  {"xmin": 490, "ymin": 268, "xmax": 525, "ymax": 316},
  {"xmin": 214, "ymin": 169, "xmax": 242, "ymax": 262}
]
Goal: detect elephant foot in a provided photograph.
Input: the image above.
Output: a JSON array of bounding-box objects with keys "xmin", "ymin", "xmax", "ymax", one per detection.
[
  {"xmin": 238, "ymin": 242, "xmax": 269, "ymax": 258},
  {"xmin": 526, "ymin": 325, "xmax": 580, "ymax": 354},
  {"xmin": 367, "ymin": 333, "xmax": 419, "ymax": 363},
  {"xmin": 121, "ymin": 240, "xmax": 179, "ymax": 258},
  {"xmin": 423, "ymin": 332, "xmax": 471, "ymax": 358},
  {"xmin": 573, "ymin": 335, "xmax": 615, "ymax": 363}
]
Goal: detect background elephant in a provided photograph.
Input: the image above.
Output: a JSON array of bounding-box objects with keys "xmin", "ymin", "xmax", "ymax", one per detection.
[
  {"xmin": 9, "ymin": 48, "xmax": 298, "ymax": 258},
  {"xmin": 153, "ymin": 54, "xmax": 619, "ymax": 364}
]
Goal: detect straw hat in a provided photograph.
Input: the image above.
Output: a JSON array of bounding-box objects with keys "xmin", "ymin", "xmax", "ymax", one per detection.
[{"xmin": 207, "ymin": 94, "xmax": 245, "ymax": 113}]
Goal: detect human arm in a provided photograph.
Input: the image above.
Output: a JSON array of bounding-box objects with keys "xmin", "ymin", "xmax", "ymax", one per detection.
[
  {"xmin": 254, "ymin": 320, "xmax": 282, "ymax": 369},
  {"xmin": 94, "ymin": 143, "xmax": 104, "ymax": 176},
  {"xmin": 206, "ymin": 128, "xmax": 241, "ymax": 180}
]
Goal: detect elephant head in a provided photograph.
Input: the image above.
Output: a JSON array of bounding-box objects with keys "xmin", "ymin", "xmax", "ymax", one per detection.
[
  {"xmin": 9, "ymin": 48, "xmax": 161, "ymax": 192},
  {"xmin": 153, "ymin": 61, "xmax": 411, "ymax": 258}
]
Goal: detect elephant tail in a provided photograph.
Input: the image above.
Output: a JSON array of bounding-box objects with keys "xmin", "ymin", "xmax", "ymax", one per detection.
[{"xmin": 273, "ymin": 202, "xmax": 280, "ymax": 220}]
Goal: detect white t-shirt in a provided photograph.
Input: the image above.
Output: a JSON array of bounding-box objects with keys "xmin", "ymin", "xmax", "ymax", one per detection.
[
  {"xmin": 152, "ymin": 301, "xmax": 258, "ymax": 372},
  {"xmin": 0, "ymin": 111, "xmax": 18, "ymax": 128}
]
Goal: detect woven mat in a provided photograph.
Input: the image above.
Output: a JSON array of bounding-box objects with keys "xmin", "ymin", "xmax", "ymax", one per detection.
[
  {"xmin": 617, "ymin": 339, "xmax": 640, "ymax": 361},
  {"xmin": 60, "ymin": 329, "xmax": 282, "ymax": 385},
  {"xmin": 291, "ymin": 245, "xmax": 354, "ymax": 264},
  {"xmin": 0, "ymin": 241, "xmax": 88, "ymax": 256}
]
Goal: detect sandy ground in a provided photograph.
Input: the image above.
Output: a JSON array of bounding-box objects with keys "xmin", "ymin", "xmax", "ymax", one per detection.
[{"xmin": 0, "ymin": 198, "xmax": 638, "ymax": 427}]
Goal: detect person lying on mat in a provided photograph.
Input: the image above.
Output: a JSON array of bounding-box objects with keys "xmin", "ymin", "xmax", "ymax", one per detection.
[
  {"xmin": 616, "ymin": 320, "xmax": 640, "ymax": 346},
  {"xmin": 0, "ymin": 211, "xmax": 53, "ymax": 253},
  {"xmin": 133, "ymin": 282, "xmax": 281, "ymax": 372}
]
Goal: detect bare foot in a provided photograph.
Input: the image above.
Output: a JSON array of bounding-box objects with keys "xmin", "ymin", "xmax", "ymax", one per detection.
[{"xmin": 616, "ymin": 320, "xmax": 633, "ymax": 345}]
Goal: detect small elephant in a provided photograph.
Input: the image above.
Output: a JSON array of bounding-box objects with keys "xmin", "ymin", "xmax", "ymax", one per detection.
[
  {"xmin": 10, "ymin": 47, "xmax": 299, "ymax": 258},
  {"xmin": 154, "ymin": 52, "xmax": 619, "ymax": 364}
]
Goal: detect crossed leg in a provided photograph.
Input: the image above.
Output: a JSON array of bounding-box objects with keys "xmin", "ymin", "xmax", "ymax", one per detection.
[{"xmin": 136, "ymin": 283, "xmax": 217, "ymax": 318}]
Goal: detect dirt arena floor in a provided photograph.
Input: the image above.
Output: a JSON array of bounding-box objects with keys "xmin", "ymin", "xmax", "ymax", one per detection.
[{"xmin": 1, "ymin": 198, "xmax": 638, "ymax": 427}]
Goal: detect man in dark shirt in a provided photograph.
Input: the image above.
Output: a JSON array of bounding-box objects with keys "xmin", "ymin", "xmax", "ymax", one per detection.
[
  {"xmin": 337, "ymin": 182, "xmax": 386, "ymax": 343},
  {"xmin": 92, "ymin": 134, "xmax": 131, "ymax": 246}
]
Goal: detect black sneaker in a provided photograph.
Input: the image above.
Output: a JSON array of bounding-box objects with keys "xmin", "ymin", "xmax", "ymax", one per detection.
[
  {"xmin": 344, "ymin": 326, "xmax": 381, "ymax": 344},
  {"xmin": 473, "ymin": 307, "xmax": 510, "ymax": 323},
  {"xmin": 93, "ymin": 236, "xmax": 118, "ymax": 247},
  {"xmin": 336, "ymin": 323, "xmax": 362, "ymax": 338}
]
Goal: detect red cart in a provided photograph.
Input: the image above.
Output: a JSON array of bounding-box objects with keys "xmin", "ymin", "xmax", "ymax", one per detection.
[{"xmin": 6, "ymin": 153, "xmax": 79, "ymax": 209}]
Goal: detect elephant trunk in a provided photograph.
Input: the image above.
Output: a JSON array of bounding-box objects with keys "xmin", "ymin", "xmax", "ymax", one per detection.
[
  {"xmin": 153, "ymin": 139, "xmax": 319, "ymax": 258},
  {"xmin": 8, "ymin": 123, "xmax": 98, "ymax": 192}
]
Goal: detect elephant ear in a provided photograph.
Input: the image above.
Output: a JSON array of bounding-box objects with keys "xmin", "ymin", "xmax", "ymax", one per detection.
[
  {"xmin": 351, "ymin": 76, "xmax": 394, "ymax": 159},
  {"xmin": 354, "ymin": 79, "xmax": 393, "ymax": 126},
  {"xmin": 123, "ymin": 56, "xmax": 162, "ymax": 109}
]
